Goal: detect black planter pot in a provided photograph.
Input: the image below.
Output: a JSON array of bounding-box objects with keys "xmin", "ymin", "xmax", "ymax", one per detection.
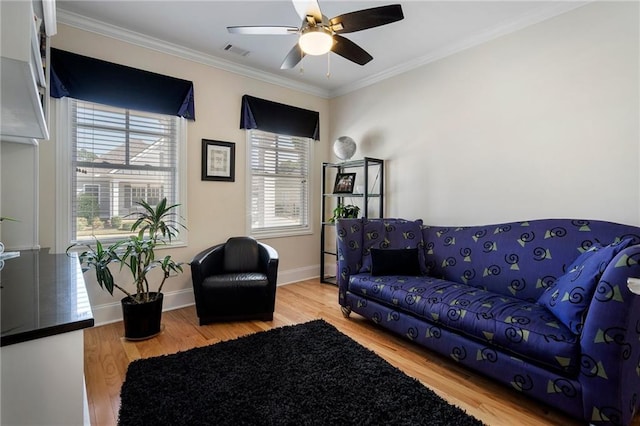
[{"xmin": 121, "ymin": 292, "xmax": 164, "ymax": 340}]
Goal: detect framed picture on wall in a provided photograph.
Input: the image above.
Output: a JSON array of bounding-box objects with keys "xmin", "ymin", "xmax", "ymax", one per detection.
[
  {"xmin": 333, "ymin": 173, "xmax": 356, "ymax": 194},
  {"xmin": 202, "ymin": 139, "xmax": 235, "ymax": 182}
]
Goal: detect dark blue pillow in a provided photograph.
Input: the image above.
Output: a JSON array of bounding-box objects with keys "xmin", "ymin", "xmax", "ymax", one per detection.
[
  {"xmin": 565, "ymin": 242, "xmax": 604, "ymax": 272},
  {"xmin": 360, "ymin": 219, "xmax": 425, "ymax": 274},
  {"xmin": 538, "ymin": 238, "xmax": 633, "ymax": 333},
  {"xmin": 370, "ymin": 248, "xmax": 422, "ymax": 276}
]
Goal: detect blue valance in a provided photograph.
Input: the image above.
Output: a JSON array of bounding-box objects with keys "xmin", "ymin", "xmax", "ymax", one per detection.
[
  {"xmin": 50, "ymin": 48, "xmax": 195, "ymax": 120},
  {"xmin": 240, "ymin": 95, "xmax": 319, "ymax": 140}
]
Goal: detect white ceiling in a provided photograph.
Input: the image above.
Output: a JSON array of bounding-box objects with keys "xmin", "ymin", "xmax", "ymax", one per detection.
[{"xmin": 55, "ymin": 1, "xmax": 589, "ymax": 98}]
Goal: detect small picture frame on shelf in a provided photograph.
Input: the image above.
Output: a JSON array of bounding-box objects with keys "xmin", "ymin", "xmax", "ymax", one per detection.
[
  {"xmin": 201, "ymin": 139, "xmax": 235, "ymax": 182},
  {"xmin": 333, "ymin": 173, "xmax": 356, "ymax": 194}
]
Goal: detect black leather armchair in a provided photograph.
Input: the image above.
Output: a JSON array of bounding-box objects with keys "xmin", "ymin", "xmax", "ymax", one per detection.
[{"xmin": 190, "ymin": 237, "xmax": 279, "ymax": 325}]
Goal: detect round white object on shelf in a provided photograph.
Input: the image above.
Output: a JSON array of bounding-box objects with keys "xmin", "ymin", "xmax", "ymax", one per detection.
[{"xmin": 333, "ymin": 136, "xmax": 356, "ymax": 161}]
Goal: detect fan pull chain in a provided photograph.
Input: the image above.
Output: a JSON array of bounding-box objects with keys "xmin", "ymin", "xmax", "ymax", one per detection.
[
  {"xmin": 326, "ymin": 53, "xmax": 331, "ymax": 79},
  {"xmin": 299, "ymin": 55, "xmax": 305, "ymax": 74}
]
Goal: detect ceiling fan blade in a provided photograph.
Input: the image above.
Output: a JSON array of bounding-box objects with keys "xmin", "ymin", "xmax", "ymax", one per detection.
[
  {"xmin": 292, "ymin": 0, "xmax": 323, "ymax": 23},
  {"xmin": 227, "ymin": 26, "xmax": 299, "ymax": 35},
  {"xmin": 330, "ymin": 4, "xmax": 404, "ymax": 34},
  {"xmin": 281, "ymin": 44, "xmax": 306, "ymax": 69},
  {"xmin": 331, "ymin": 35, "xmax": 372, "ymax": 66}
]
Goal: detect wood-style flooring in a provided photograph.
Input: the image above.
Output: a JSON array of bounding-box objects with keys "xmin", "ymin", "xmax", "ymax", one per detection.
[{"xmin": 84, "ymin": 279, "xmax": 639, "ymax": 426}]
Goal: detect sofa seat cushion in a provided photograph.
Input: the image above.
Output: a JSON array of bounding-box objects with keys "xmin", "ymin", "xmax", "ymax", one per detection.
[{"xmin": 348, "ymin": 274, "xmax": 579, "ymax": 375}]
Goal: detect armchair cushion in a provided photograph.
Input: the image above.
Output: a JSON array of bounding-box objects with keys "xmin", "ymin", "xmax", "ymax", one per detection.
[{"xmin": 201, "ymin": 272, "xmax": 270, "ymax": 317}]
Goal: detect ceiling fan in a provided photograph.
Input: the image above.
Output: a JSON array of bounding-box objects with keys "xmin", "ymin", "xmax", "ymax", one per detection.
[{"xmin": 227, "ymin": 0, "xmax": 404, "ymax": 70}]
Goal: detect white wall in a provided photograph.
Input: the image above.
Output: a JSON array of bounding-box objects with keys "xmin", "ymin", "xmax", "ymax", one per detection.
[
  {"xmin": 329, "ymin": 1, "xmax": 640, "ymax": 226},
  {"xmin": 38, "ymin": 24, "xmax": 330, "ymax": 316}
]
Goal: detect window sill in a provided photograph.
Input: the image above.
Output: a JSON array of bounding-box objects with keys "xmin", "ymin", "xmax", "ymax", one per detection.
[
  {"xmin": 250, "ymin": 228, "xmax": 312, "ymax": 240},
  {"xmin": 66, "ymin": 238, "xmax": 187, "ymax": 252}
]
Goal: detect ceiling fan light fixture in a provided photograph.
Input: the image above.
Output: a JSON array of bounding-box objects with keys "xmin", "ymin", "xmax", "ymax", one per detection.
[{"xmin": 298, "ymin": 26, "xmax": 333, "ymax": 55}]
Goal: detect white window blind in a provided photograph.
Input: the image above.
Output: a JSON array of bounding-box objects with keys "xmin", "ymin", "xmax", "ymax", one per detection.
[
  {"xmin": 248, "ymin": 129, "xmax": 311, "ymax": 237},
  {"xmin": 69, "ymin": 99, "xmax": 181, "ymax": 243}
]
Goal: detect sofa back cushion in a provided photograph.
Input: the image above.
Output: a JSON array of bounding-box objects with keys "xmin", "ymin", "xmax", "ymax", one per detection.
[
  {"xmin": 422, "ymin": 219, "xmax": 640, "ymax": 302},
  {"xmin": 359, "ymin": 218, "xmax": 426, "ymax": 274}
]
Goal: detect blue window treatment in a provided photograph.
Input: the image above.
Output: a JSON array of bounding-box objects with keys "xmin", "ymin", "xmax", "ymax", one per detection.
[
  {"xmin": 240, "ymin": 95, "xmax": 319, "ymax": 140},
  {"xmin": 50, "ymin": 48, "xmax": 195, "ymax": 120}
]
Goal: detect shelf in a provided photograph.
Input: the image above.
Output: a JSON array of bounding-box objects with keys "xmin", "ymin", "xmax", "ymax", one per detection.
[
  {"xmin": 322, "ymin": 193, "xmax": 381, "ymax": 197},
  {"xmin": 0, "ymin": 57, "xmax": 48, "ymax": 140},
  {"xmin": 320, "ymin": 157, "xmax": 384, "ymax": 284},
  {"xmin": 323, "ymin": 157, "xmax": 384, "ymax": 169}
]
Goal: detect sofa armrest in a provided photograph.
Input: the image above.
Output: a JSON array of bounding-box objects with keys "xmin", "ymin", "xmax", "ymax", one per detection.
[
  {"xmin": 336, "ymin": 218, "xmax": 364, "ymax": 305},
  {"xmin": 579, "ymin": 245, "xmax": 640, "ymax": 425}
]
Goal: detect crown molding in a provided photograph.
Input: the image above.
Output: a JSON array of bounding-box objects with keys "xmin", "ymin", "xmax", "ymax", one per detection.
[
  {"xmin": 56, "ymin": 9, "xmax": 331, "ymax": 99},
  {"xmin": 58, "ymin": 2, "xmax": 590, "ymax": 100},
  {"xmin": 329, "ymin": 1, "xmax": 590, "ymax": 98}
]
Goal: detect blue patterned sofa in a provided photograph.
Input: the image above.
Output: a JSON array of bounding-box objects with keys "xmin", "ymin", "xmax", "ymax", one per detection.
[{"xmin": 336, "ymin": 218, "xmax": 640, "ymax": 426}]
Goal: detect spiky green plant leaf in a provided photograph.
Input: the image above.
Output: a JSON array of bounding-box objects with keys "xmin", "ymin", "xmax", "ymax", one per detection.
[{"xmin": 67, "ymin": 197, "xmax": 186, "ymax": 303}]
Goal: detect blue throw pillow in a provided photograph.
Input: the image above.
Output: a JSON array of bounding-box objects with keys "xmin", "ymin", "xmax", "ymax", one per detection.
[
  {"xmin": 565, "ymin": 242, "xmax": 604, "ymax": 272},
  {"xmin": 538, "ymin": 238, "xmax": 633, "ymax": 334},
  {"xmin": 370, "ymin": 248, "xmax": 422, "ymax": 276}
]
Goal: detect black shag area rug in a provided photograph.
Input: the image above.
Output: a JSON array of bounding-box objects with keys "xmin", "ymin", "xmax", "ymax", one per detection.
[{"xmin": 118, "ymin": 319, "xmax": 484, "ymax": 426}]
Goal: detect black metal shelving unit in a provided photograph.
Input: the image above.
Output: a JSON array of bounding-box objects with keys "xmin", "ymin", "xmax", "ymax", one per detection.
[{"xmin": 321, "ymin": 157, "xmax": 384, "ymax": 284}]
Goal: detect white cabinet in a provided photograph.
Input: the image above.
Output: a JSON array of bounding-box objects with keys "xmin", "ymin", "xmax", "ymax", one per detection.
[
  {"xmin": 1, "ymin": 0, "xmax": 56, "ymax": 143},
  {"xmin": 0, "ymin": 249, "xmax": 94, "ymax": 425},
  {"xmin": 1, "ymin": 330, "xmax": 88, "ymax": 426},
  {"xmin": 0, "ymin": 1, "xmax": 55, "ymax": 249}
]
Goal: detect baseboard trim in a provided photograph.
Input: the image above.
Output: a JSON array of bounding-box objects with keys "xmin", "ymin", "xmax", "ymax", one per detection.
[
  {"xmin": 90, "ymin": 265, "xmax": 321, "ymax": 326},
  {"xmin": 91, "ymin": 288, "xmax": 196, "ymax": 326},
  {"xmin": 277, "ymin": 264, "xmax": 319, "ymax": 286}
]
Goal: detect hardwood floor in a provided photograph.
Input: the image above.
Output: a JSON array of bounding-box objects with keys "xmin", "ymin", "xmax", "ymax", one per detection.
[{"xmin": 84, "ymin": 279, "xmax": 639, "ymax": 426}]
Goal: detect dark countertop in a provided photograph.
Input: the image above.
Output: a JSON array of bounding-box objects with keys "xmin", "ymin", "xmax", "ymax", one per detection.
[{"xmin": 0, "ymin": 249, "xmax": 94, "ymax": 347}]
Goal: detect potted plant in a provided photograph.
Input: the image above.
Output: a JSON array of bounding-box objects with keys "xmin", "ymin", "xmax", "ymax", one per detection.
[
  {"xmin": 67, "ymin": 198, "xmax": 185, "ymax": 340},
  {"xmin": 329, "ymin": 204, "xmax": 361, "ymax": 223}
]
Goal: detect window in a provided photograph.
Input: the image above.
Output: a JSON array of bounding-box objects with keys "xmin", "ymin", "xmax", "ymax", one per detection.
[
  {"xmin": 247, "ymin": 129, "xmax": 312, "ymax": 237},
  {"xmin": 57, "ymin": 99, "xmax": 187, "ymax": 247}
]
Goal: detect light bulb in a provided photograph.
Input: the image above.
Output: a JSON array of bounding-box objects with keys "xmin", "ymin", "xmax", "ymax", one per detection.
[{"xmin": 298, "ymin": 27, "xmax": 333, "ymax": 56}]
